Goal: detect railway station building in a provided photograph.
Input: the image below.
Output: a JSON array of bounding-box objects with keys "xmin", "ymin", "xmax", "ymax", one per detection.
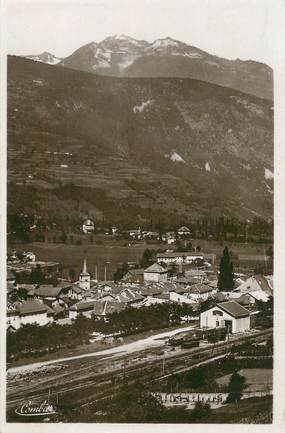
[{"xmin": 199, "ymin": 301, "xmax": 250, "ymax": 334}]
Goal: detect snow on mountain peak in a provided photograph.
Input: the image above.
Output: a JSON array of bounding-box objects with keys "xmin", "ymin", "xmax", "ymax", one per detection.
[
  {"xmin": 151, "ymin": 37, "xmax": 180, "ymax": 48},
  {"xmin": 114, "ymin": 34, "xmax": 132, "ymax": 40},
  {"xmin": 26, "ymin": 52, "xmax": 62, "ymax": 65}
]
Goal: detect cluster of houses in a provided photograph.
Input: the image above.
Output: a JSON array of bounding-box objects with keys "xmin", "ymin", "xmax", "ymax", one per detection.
[
  {"xmin": 6, "ymin": 250, "xmax": 273, "ymax": 335},
  {"xmin": 81, "ymin": 219, "xmax": 193, "ymax": 244}
]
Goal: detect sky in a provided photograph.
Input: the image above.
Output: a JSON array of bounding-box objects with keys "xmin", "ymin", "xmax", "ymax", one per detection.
[{"xmin": 6, "ymin": 0, "xmax": 277, "ymax": 66}]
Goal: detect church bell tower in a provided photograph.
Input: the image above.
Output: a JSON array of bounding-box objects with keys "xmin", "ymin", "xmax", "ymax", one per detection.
[{"xmin": 79, "ymin": 258, "xmax": 90, "ymax": 291}]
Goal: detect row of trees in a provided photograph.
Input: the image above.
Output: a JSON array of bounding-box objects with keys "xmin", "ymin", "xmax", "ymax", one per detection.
[
  {"xmin": 8, "ymin": 211, "xmax": 273, "ymax": 244},
  {"xmin": 14, "ymin": 263, "xmax": 60, "ymax": 286},
  {"xmin": 7, "ymin": 303, "xmax": 196, "ymax": 361}
]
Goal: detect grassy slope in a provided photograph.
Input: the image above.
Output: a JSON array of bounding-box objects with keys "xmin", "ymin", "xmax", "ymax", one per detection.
[{"xmin": 8, "ymin": 56, "xmax": 273, "ymax": 225}]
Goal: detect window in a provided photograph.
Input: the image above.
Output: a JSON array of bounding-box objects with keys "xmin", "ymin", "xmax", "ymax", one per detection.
[{"xmin": 213, "ymin": 310, "xmax": 223, "ymax": 316}]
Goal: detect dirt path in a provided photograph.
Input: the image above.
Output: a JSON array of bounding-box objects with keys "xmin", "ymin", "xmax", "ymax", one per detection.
[{"xmin": 8, "ymin": 325, "xmax": 195, "ymax": 374}]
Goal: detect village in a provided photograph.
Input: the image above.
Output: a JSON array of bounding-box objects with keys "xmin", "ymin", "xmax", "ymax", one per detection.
[
  {"xmin": 6, "ymin": 219, "xmax": 273, "ymax": 340},
  {"xmin": 6, "ymin": 221, "xmax": 273, "ymax": 423}
]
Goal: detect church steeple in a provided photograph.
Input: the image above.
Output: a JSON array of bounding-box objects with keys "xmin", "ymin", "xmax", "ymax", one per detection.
[
  {"xmin": 82, "ymin": 258, "xmax": 87, "ymax": 274},
  {"xmin": 79, "ymin": 258, "xmax": 90, "ymax": 290}
]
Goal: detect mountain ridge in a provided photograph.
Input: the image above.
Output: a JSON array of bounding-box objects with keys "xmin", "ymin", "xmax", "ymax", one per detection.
[
  {"xmin": 7, "ymin": 55, "xmax": 273, "ymax": 226},
  {"xmin": 23, "ymin": 35, "xmax": 273, "ymax": 100}
]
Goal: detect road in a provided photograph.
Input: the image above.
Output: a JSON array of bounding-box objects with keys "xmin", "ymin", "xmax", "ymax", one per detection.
[{"xmin": 8, "ymin": 324, "xmax": 196, "ymax": 374}]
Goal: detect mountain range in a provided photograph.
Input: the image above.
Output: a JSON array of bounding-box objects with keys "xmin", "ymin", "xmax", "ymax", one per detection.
[
  {"xmin": 8, "ymin": 55, "xmax": 273, "ymax": 226},
  {"xmin": 26, "ymin": 51, "xmax": 63, "ymax": 65},
  {"xmin": 25, "ymin": 35, "xmax": 273, "ymax": 100}
]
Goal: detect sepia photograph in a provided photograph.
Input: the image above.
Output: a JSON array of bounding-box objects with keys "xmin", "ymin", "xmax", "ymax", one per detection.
[{"xmin": 2, "ymin": 0, "xmax": 283, "ymax": 428}]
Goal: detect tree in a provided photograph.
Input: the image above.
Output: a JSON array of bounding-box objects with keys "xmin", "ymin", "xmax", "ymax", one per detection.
[
  {"xmin": 190, "ymin": 401, "xmax": 211, "ymax": 420},
  {"xmin": 113, "ymin": 262, "xmax": 129, "ymax": 282},
  {"xmin": 226, "ymin": 371, "xmax": 246, "ymax": 404},
  {"xmin": 140, "ymin": 249, "xmax": 154, "ymax": 268},
  {"xmin": 187, "ymin": 366, "xmax": 206, "ymax": 389},
  {"xmin": 8, "ymin": 213, "xmax": 31, "ymax": 242},
  {"xmin": 17, "ymin": 287, "xmax": 28, "ymax": 300},
  {"xmin": 69, "ymin": 268, "xmax": 76, "ymax": 281},
  {"xmin": 218, "ymin": 246, "xmax": 235, "ymax": 291},
  {"xmin": 60, "ymin": 231, "xmax": 67, "ymax": 243},
  {"xmin": 29, "ymin": 264, "xmax": 44, "ymax": 284},
  {"xmin": 107, "ymin": 386, "xmax": 164, "ymax": 422}
]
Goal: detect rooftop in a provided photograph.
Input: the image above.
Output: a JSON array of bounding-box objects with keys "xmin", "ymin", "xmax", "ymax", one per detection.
[
  {"xmin": 217, "ymin": 301, "xmax": 250, "ymax": 318},
  {"xmin": 253, "ymin": 275, "xmax": 273, "ymax": 295},
  {"xmin": 13, "ymin": 300, "xmax": 51, "ymax": 315},
  {"xmin": 188, "ymin": 283, "xmax": 213, "ymax": 294},
  {"xmin": 144, "ymin": 263, "xmax": 167, "ymax": 274},
  {"xmin": 34, "ymin": 284, "xmax": 70, "ymax": 298},
  {"xmin": 178, "ymin": 226, "xmax": 191, "ymax": 232},
  {"xmin": 70, "ymin": 300, "xmax": 98, "ymax": 311}
]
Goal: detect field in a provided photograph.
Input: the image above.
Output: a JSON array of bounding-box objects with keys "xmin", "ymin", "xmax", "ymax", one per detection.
[
  {"xmin": 216, "ymin": 368, "xmax": 273, "ymax": 392},
  {"xmin": 9, "ymin": 239, "xmax": 159, "ymax": 279},
  {"xmin": 9, "ymin": 238, "xmax": 271, "ymax": 279}
]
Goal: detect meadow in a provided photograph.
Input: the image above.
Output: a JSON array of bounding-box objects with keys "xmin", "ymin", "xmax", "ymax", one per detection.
[{"xmin": 9, "ymin": 237, "xmax": 271, "ymax": 280}]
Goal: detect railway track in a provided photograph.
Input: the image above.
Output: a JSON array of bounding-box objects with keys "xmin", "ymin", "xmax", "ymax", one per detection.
[{"xmin": 6, "ymin": 328, "xmax": 272, "ymax": 418}]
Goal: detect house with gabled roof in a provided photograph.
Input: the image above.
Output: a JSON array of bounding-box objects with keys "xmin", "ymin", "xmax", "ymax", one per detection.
[
  {"xmin": 69, "ymin": 300, "xmax": 98, "ymax": 320},
  {"xmin": 185, "ymin": 283, "xmax": 215, "ymax": 301},
  {"xmin": 122, "ymin": 268, "xmax": 144, "ymax": 284},
  {"xmin": 234, "ymin": 274, "xmax": 273, "ymax": 302},
  {"xmin": 30, "ymin": 281, "xmax": 72, "ymax": 304},
  {"xmin": 169, "ymin": 290, "xmax": 197, "ymax": 305},
  {"xmin": 6, "ymin": 300, "xmax": 54, "ymax": 329},
  {"xmin": 69, "ymin": 299, "xmax": 126, "ymax": 320},
  {"xmin": 200, "ymin": 301, "xmax": 250, "ymax": 334},
  {"xmin": 144, "ymin": 263, "xmax": 168, "ymax": 282},
  {"xmin": 178, "ymin": 226, "xmax": 191, "ymax": 236},
  {"xmin": 115, "ymin": 288, "xmax": 144, "ymax": 305},
  {"xmin": 82, "ymin": 218, "xmax": 95, "ymax": 234}
]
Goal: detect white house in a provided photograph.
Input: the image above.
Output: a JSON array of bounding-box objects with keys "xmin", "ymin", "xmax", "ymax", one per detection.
[
  {"xmin": 178, "ymin": 226, "xmax": 191, "ymax": 237},
  {"xmin": 169, "ymin": 291, "xmax": 196, "ymax": 305},
  {"xmin": 7, "ymin": 300, "xmax": 54, "ymax": 330},
  {"xmin": 69, "ymin": 300, "xmax": 98, "ymax": 320},
  {"xmin": 82, "ymin": 218, "xmax": 95, "ymax": 234},
  {"xmin": 157, "ymin": 252, "xmax": 204, "ymax": 265},
  {"xmin": 24, "ymin": 251, "xmax": 36, "ymax": 262},
  {"xmin": 128, "ymin": 228, "xmax": 142, "ymax": 239},
  {"xmin": 187, "ymin": 283, "xmax": 215, "ymax": 301},
  {"xmin": 144, "ymin": 263, "xmax": 168, "ymax": 283},
  {"xmin": 234, "ymin": 275, "xmax": 273, "ymax": 301},
  {"xmin": 200, "ymin": 301, "xmax": 250, "ymax": 334}
]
